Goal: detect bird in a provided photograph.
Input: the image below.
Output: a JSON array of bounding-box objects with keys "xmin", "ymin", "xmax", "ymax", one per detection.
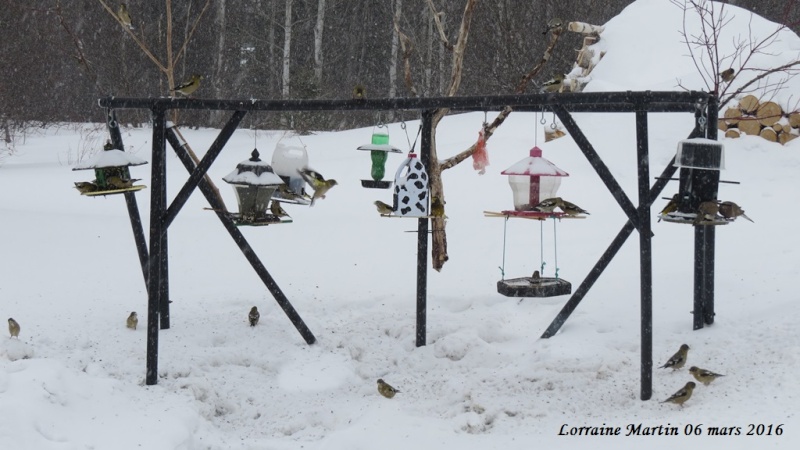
[
  {"xmin": 106, "ymin": 176, "xmax": 140, "ymax": 190},
  {"xmin": 170, "ymin": 74, "xmax": 203, "ymax": 97},
  {"xmin": 689, "ymin": 366, "xmax": 725, "ymax": 386},
  {"xmin": 353, "ymin": 84, "xmax": 367, "ymax": 100},
  {"xmin": 661, "ymin": 381, "xmax": 696, "ymax": 406},
  {"xmin": 430, "ymin": 196, "xmax": 446, "ymax": 218},
  {"xmin": 74, "ymin": 181, "xmax": 98, "ymax": 194},
  {"xmin": 719, "ymin": 68, "xmax": 735, "ymax": 83},
  {"xmin": 374, "ymin": 200, "xmax": 393, "ymax": 215},
  {"xmin": 559, "ymin": 199, "xmax": 590, "ymax": 216},
  {"xmin": 696, "ymin": 201, "xmax": 719, "ymax": 223},
  {"xmin": 540, "ymin": 74, "xmax": 565, "ymax": 93},
  {"xmin": 126, "ymin": 312, "xmax": 138, "ymax": 330},
  {"xmin": 377, "ymin": 379, "xmax": 400, "ymax": 398},
  {"xmin": 8, "ymin": 318, "xmax": 20, "ymax": 338},
  {"xmin": 270, "ymin": 200, "xmax": 289, "ymax": 218},
  {"xmin": 118, "ymin": 3, "xmax": 134, "ymax": 30},
  {"xmin": 659, "ymin": 344, "xmax": 690, "ymax": 370},
  {"xmin": 542, "ymin": 17, "xmax": 564, "ymax": 35},
  {"xmin": 718, "ymin": 201, "xmax": 753, "ymax": 223},
  {"xmin": 658, "ymin": 193, "xmax": 679, "ymax": 222},
  {"xmin": 298, "ymin": 168, "xmax": 338, "ymax": 206},
  {"xmin": 248, "ymin": 306, "xmax": 260, "ymax": 327},
  {"xmin": 532, "ymin": 197, "xmax": 562, "ymax": 213},
  {"xmin": 531, "ymin": 270, "xmax": 540, "ymax": 280}
]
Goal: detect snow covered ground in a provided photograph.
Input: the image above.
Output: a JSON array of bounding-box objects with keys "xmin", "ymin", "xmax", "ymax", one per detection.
[{"xmin": 1, "ymin": 0, "xmax": 799, "ymax": 448}]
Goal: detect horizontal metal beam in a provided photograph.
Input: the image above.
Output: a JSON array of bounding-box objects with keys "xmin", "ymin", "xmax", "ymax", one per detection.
[{"xmin": 98, "ymin": 91, "xmax": 712, "ymax": 113}]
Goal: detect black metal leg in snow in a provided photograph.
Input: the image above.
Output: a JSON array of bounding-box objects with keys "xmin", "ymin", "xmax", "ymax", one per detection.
[
  {"xmin": 416, "ymin": 110, "xmax": 434, "ymax": 347},
  {"xmin": 636, "ymin": 108, "xmax": 653, "ymax": 401}
]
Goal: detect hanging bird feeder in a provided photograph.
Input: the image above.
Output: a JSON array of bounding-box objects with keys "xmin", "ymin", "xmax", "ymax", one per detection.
[
  {"xmin": 270, "ymin": 142, "xmax": 312, "ymax": 205},
  {"xmin": 223, "ymin": 149, "xmax": 290, "ymax": 226},
  {"xmin": 357, "ymin": 125, "xmax": 403, "ymax": 189},
  {"xmin": 391, "ymin": 152, "xmax": 429, "ymax": 217},
  {"xmin": 72, "ymin": 141, "xmax": 147, "ymax": 196}
]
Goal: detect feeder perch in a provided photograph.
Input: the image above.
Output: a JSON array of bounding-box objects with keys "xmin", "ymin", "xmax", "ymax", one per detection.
[
  {"xmin": 661, "ymin": 138, "xmax": 728, "ymax": 226},
  {"xmin": 271, "ymin": 142, "xmax": 312, "ymax": 205},
  {"xmin": 223, "ymin": 149, "xmax": 290, "ymax": 226},
  {"xmin": 392, "ymin": 153, "xmax": 429, "ymax": 217},
  {"xmin": 500, "ymin": 146, "xmax": 569, "ymax": 218},
  {"xmin": 72, "ymin": 143, "xmax": 147, "ymax": 196},
  {"xmin": 357, "ymin": 127, "xmax": 402, "ymax": 189}
]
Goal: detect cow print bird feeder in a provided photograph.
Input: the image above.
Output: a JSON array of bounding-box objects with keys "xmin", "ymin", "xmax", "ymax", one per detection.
[{"xmin": 392, "ymin": 152, "xmax": 429, "ymax": 217}]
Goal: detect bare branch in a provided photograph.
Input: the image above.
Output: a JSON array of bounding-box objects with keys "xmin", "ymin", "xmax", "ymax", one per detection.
[
  {"xmin": 720, "ymin": 59, "xmax": 800, "ymax": 108},
  {"xmin": 515, "ymin": 28, "xmax": 563, "ymax": 94},
  {"xmin": 425, "ymin": 0, "xmax": 454, "ymax": 51},
  {"xmin": 393, "ymin": 20, "xmax": 418, "ymax": 97},
  {"xmin": 174, "ymin": 0, "xmax": 213, "ymax": 65},
  {"xmin": 96, "ymin": 0, "xmax": 168, "ymax": 73}
]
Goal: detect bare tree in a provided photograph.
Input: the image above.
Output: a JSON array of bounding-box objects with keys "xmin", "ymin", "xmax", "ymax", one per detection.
[
  {"xmin": 282, "ymin": 0, "xmax": 293, "ymax": 99},
  {"xmin": 314, "ymin": 0, "xmax": 326, "ymax": 86}
]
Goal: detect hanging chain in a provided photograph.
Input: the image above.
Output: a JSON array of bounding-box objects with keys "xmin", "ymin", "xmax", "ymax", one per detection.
[
  {"xmin": 499, "ymin": 216, "xmax": 508, "ymax": 279},
  {"xmin": 553, "ymin": 217, "xmax": 559, "ymax": 279},
  {"xmin": 540, "ymin": 220, "xmax": 546, "ymax": 276}
]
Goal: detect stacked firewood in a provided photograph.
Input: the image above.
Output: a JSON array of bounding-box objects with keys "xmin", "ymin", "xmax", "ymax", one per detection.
[{"xmin": 720, "ymin": 95, "xmax": 799, "ymax": 145}]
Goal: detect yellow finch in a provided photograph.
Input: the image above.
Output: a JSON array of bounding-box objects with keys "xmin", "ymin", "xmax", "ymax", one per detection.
[
  {"xmin": 660, "ymin": 344, "xmax": 690, "ymax": 370},
  {"xmin": 540, "ymin": 74, "xmax": 564, "ymax": 93},
  {"xmin": 719, "ymin": 68, "xmax": 735, "ymax": 83},
  {"xmin": 374, "ymin": 200, "xmax": 393, "ymax": 215},
  {"xmin": 8, "ymin": 317, "xmax": 20, "ymax": 338},
  {"xmin": 298, "ymin": 168, "xmax": 338, "ymax": 206},
  {"xmin": 118, "ymin": 3, "xmax": 134, "ymax": 30},
  {"xmin": 248, "ymin": 306, "xmax": 260, "ymax": 327},
  {"xmin": 662, "ymin": 381, "xmax": 696, "ymax": 406},
  {"xmin": 718, "ymin": 201, "xmax": 753, "ymax": 223},
  {"xmin": 74, "ymin": 181, "xmax": 98, "ymax": 194},
  {"xmin": 126, "ymin": 312, "xmax": 138, "ymax": 330},
  {"xmin": 560, "ymin": 199, "xmax": 590, "ymax": 216},
  {"xmin": 377, "ymin": 379, "xmax": 400, "ymax": 398},
  {"xmin": 107, "ymin": 176, "xmax": 140, "ymax": 190},
  {"xmin": 658, "ymin": 194, "xmax": 679, "ymax": 222},
  {"xmin": 353, "ymin": 84, "xmax": 367, "ymax": 100},
  {"xmin": 533, "ymin": 197, "xmax": 562, "ymax": 213},
  {"xmin": 170, "ymin": 75, "xmax": 203, "ymax": 97},
  {"xmin": 270, "ymin": 201, "xmax": 289, "ymax": 218},
  {"xmin": 542, "ymin": 17, "xmax": 564, "ymax": 35},
  {"xmin": 689, "ymin": 366, "xmax": 725, "ymax": 386},
  {"xmin": 430, "ymin": 196, "xmax": 446, "ymax": 218}
]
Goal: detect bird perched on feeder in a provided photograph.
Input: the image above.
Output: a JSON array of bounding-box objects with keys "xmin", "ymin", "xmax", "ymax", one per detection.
[
  {"xmin": 107, "ymin": 176, "xmax": 140, "ymax": 190},
  {"xmin": 661, "ymin": 381, "xmax": 696, "ymax": 406},
  {"xmin": 298, "ymin": 168, "xmax": 338, "ymax": 206},
  {"xmin": 559, "ymin": 199, "xmax": 590, "ymax": 216},
  {"xmin": 696, "ymin": 201, "xmax": 719, "ymax": 223},
  {"xmin": 689, "ymin": 366, "xmax": 725, "ymax": 386},
  {"xmin": 659, "ymin": 344, "xmax": 690, "ymax": 370},
  {"xmin": 270, "ymin": 200, "xmax": 289, "ymax": 218},
  {"xmin": 74, "ymin": 181, "xmax": 98, "ymax": 194},
  {"xmin": 718, "ymin": 201, "xmax": 753, "ymax": 223},
  {"xmin": 353, "ymin": 84, "xmax": 367, "ymax": 100},
  {"xmin": 170, "ymin": 74, "xmax": 203, "ymax": 97},
  {"xmin": 542, "ymin": 17, "xmax": 564, "ymax": 35},
  {"xmin": 719, "ymin": 68, "xmax": 735, "ymax": 83},
  {"xmin": 118, "ymin": 3, "xmax": 134, "ymax": 30},
  {"xmin": 374, "ymin": 200, "xmax": 393, "ymax": 215},
  {"xmin": 8, "ymin": 318, "xmax": 20, "ymax": 338},
  {"xmin": 248, "ymin": 306, "xmax": 260, "ymax": 327},
  {"xmin": 540, "ymin": 74, "xmax": 564, "ymax": 93},
  {"xmin": 126, "ymin": 312, "xmax": 138, "ymax": 330},
  {"xmin": 531, "ymin": 270, "xmax": 541, "ymax": 281},
  {"xmin": 658, "ymin": 194, "xmax": 680, "ymax": 222},
  {"xmin": 377, "ymin": 379, "xmax": 400, "ymax": 399},
  {"xmin": 430, "ymin": 196, "xmax": 446, "ymax": 218},
  {"xmin": 532, "ymin": 197, "xmax": 562, "ymax": 213}
]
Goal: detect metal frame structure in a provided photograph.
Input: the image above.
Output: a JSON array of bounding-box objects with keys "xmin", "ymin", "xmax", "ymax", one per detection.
[{"xmin": 99, "ymin": 90, "xmax": 718, "ymax": 400}]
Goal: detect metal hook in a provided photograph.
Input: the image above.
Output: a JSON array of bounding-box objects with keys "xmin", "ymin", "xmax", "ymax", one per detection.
[{"xmin": 551, "ymin": 112, "xmax": 558, "ymax": 130}]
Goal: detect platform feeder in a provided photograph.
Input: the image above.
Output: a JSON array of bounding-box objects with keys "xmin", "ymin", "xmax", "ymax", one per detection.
[
  {"xmin": 661, "ymin": 138, "xmax": 726, "ymax": 225},
  {"xmin": 72, "ymin": 141, "xmax": 147, "ymax": 196},
  {"xmin": 223, "ymin": 149, "xmax": 290, "ymax": 226},
  {"xmin": 357, "ymin": 126, "xmax": 403, "ymax": 189}
]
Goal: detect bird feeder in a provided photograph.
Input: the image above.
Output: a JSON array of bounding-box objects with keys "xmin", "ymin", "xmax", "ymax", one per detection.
[
  {"xmin": 72, "ymin": 142, "xmax": 147, "ymax": 196},
  {"xmin": 357, "ymin": 126, "xmax": 402, "ymax": 189},
  {"xmin": 392, "ymin": 153, "xmax": 429, "ymax": 217},
  {"xmin": 661, "ymin": 138, "xmax": 727, "ymax": 225},
  {"xmin": 223, "ymin": 149, "xmax": 289, "ymax": 226},
  {"xmin": 270, "ymin": 142, "xmax": 311, "ymax": 205},
  {"xmin": 500, "ymin": 146, "xmax": 569, "ymax": 217}
]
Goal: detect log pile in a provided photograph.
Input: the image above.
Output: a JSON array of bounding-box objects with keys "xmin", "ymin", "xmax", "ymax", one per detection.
[{"xmin": 720, "ymin": 95, "xmax": 799, "ymax": 145}]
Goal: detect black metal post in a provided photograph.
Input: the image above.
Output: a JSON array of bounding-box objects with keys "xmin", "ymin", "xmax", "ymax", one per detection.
[
  {"xmin": 416, "ymin": 110, "xmax": 433, "ymax": 347},
  {"xmin": 704, "ymin": 98, "xmax": 719, "ymax": 326},
  {"xmin": 159, "ymin": 233, "xmax": 170, "ymax": 329},
  {"xmin": 635, "ymin": 108, "xmax": 653, "ymax": 401},
  {"xmin": 165, "ymin": 126, "xmax": 316, "ymax": 345},
  {"xmin": 146, "ymin": 107, "xmax": 167, "ymax": 385}
]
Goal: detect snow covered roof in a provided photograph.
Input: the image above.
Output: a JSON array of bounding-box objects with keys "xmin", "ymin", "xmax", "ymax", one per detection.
[
  {"xmin": 72, "ymin": 149, "xmax": 148, "ymax": 170},
  {"xmin": 223, "ymin": 150, "xmax": 285, "ymax": 186},
  {"xmin": 501, "ymin": 147, "xmax": 569, "ymax": 176}
]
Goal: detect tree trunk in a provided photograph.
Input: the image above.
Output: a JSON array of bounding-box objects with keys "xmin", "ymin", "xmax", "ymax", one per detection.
[
  {"xmin": 389, "ymin": 0, "xmax": 401, "ymax": 98},
  {"xmin": 282, "ymin": 0, "xmax": 293, "ymax": 99},
  {"xmin": 213, "ymin": 0, "xmax": 226, "ymax": 124},
  {"xmin": 313, "ymin": 0, "xmax": 326, "ymax": 85}
]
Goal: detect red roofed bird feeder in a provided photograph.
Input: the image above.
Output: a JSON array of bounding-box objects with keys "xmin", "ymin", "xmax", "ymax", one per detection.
[{"xmin": 501, "ymin": 146, "xmax": 568, "ymax": 217}]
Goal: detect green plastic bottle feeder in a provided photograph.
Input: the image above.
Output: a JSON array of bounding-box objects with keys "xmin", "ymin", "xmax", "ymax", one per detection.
[{"xmin": 357, "ymin": 128, "xmax": 402, "ymax": 189}]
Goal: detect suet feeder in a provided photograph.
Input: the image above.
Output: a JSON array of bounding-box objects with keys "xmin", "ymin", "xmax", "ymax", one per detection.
[
  {"xmin": 661, "ymin": 138, "xmax": 728, "ymax": 225},
  {"xmin": 357, "ymin": 126, "xmax": 402, "ymax": 189},
  {"xmin": 223, "ymin": 149, "xmax": 290, "ymax": 226},
  {"xmin": 72, "ymin": 142, "xmax": 147, "ymax": 196},
  {"xmin": 392, "ymin": 152, "xmax": 429, "ymax": 217},
  {"xmin": 501, "ymin": 146, "xmax": 569, "ymax": 217},
  {"xmin": 270, "ymin": 142, "xmax": 311, "ymax": 205}
]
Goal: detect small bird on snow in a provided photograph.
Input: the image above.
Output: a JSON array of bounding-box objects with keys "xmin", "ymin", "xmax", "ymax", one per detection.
[
  {"xmin": 8, "ymin": 318, "xmax": 20, "ymax": 338},
  {"xmin": 660, "ymin": 343, "xmax": 690, "ymax": 370},
  {"xmin": 374, "ymin": 200, "xmax": 393, "ymax": 215},
  {"xmin": 718, "ymin": 201, "xmax": 753, "ymax": 223},
  {"xmin": 118, "ymin": 3, "xmax": 134, "ymax": 30},
  {"xmin": 126, "ymin": 312, "xmax": 138, "ymax": 330},
  {"xmin": 248, "ymin": 306, "xmax": 260, "ymax": 327},
  {"xmin": 170, "ymin": 74, "xmax": 203, "ymax": 97},
  {"xmin": 377, "ymin": 379, "xmax": 400, "ymax": 398},
  {"xmin": 662, "ymin": 381, "xmax": 696, "ymax": 406},
  {"xmin": 689, "ymin": 366, "xmax": 725, "ymax": 386},
  {"xmin": 298, "ymin": 168, "xmax": 337, "ymax": 206}
]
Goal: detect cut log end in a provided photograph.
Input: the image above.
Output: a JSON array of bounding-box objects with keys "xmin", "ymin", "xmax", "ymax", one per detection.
[
  {"xmin": 759, "ymin": 127, "xmax": 778, "ymax": 142},
  {"xmin": 739, "ymin": 95, "xmax": 760, "ymax": 115},
  {"xmin": 756, "ymin": 101, "xmax": 782, "ymax": 127}
]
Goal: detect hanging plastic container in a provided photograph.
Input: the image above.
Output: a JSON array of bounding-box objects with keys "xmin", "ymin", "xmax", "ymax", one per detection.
[
  {"xmin": 392, "ymin": 153, "xmax": 429, "ymax": 217},
  {"xmin": 357, "ymin": 126, "xmax": 403, "ymax": 189}
]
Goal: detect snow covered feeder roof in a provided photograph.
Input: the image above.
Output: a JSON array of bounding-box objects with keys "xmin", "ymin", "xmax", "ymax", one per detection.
[
  {"xmin": 356, "ymin": 130, "xmax": 402, "ymax": 153},
  {"xmin": 72, "ymin": 149, "xmax": 148, "ymax": 171},
  {"xmin": 223, "ymin": 149, "xmax": 285, "ymax": 186},
  {"xmin": 674, "ymin": 138, "xmax": 725, "ymax": 170},
  {"xmin": 500, "ymin": 147, "xmax": 569, "ymax": 176}
]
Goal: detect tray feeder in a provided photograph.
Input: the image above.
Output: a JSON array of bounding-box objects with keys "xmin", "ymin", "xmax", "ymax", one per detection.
[
  {"xmin": 223, "ymin": 149, "xmax": 291, "ymax": 226},
  {"xmin": 72, "ymin": 141, "xmax": 147, "ymax": 196},
  {"xmin": 270, "ymin": 141, "xmax": 312, "ymax": 205},
  {"xmin": 357, "ymin": 125, "xmax": 403, "ymax": 189}
]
